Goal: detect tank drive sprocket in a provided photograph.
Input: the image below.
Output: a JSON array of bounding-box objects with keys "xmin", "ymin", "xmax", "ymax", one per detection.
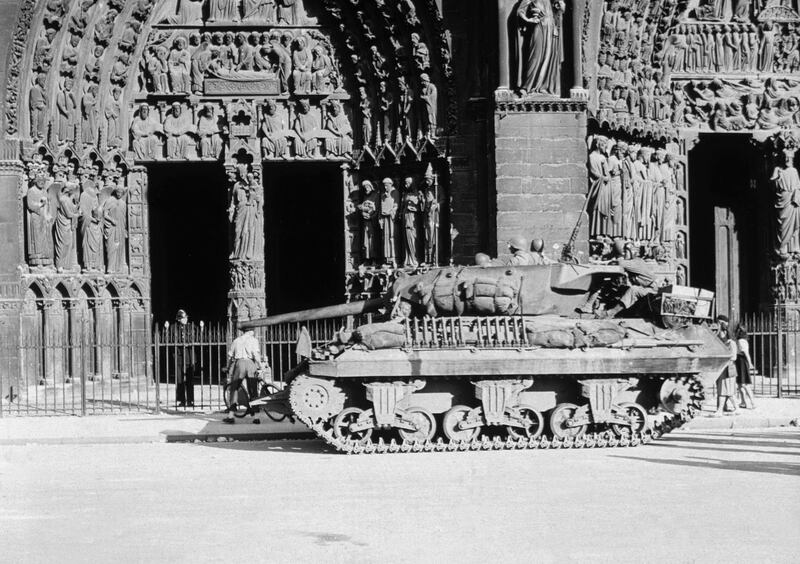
[{"xmin": 288, "ymin": 374, "xmax": 346, "ymax": 424}]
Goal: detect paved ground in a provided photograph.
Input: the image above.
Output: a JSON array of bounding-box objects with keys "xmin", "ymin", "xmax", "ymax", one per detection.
[{"xmin": 1, "ymin": 428, "xmax": 798, "ymax": 563}]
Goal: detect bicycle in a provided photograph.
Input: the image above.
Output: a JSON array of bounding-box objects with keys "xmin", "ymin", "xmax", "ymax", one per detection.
[{"xmin": 222, "ymin": 368, "xmax": 288, "ymax": 422}]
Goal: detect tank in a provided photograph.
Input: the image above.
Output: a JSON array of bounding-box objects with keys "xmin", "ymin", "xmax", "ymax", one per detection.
[{"xmin": 245, "ymin": 263, "xmax": 730, "ymax": 454}]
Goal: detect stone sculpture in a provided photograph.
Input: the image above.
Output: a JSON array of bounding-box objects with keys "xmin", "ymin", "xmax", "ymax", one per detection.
[
  {"xmin": 422, "ymin": 168, "xmax": 439, "ymax": 264},
  {"xmin": 229, "ymin": 172, "xmax": 263, "ymax": 261},
  {"xmin": 56, "ymin": 78, "xmax": 77, "ymax": 143},
  {"xmin": 103, "ymin": 187, "xmax": 127, "ymax": 274},
  {"xmin": 25, "ymin": 176, "xmax": 54, "ymax": 268},
  {"xmin": 164, "ymin": 103, "xmax": 196, "ymax": 160},
  {"xmin": 78, "ymin": 180, "xmax": 104, "ymax": 272},
  {"xmin": 325, "ymin": 101, "xmax": 353, "ymax": 157},
  {"xmin": 379, "ymin": 178, "xmax": 398, "ymax": 266},
  {"xmin": 418, "ymin": 73, "xmax": 438, "ymax": 139},
  {"xmin": 402, "ymin": 177, "xmax": 421, "ymax": 267},
  {"xmin": 197, "ymin": 103, "xmax": 223, "ymax": 159},
  {"xmin": 261, "ymin": 100, "xmax": 289, "ymax": 159},
  {"xmin": 517, "ymin": 0, "xmax": 564, "ymax": 96},
  {"xmin": 130, "ymin": 104, "xmax": 163, "ymax": 160},
  {"xmin": 774, "ymin": 148, "xmax": 800, "ymax": 257},
  {"xmin": 29, "ymin": 73, "xmax": 47, "ymax": 140},
  {"xmin": 104, "ymin": 87, "xmax": 123, "ymax": 147},
  {"xmin": 293, "ymin": 98, "xmax": 318, "ymax": 157},
  {"xmin": 358, "ymin": 180, "xmax": 380, "ymax": 263}
]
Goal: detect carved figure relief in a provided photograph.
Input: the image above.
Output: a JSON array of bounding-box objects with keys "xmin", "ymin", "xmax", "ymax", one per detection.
[
  {"xmin": 78, "ymin": 179, "xmax": 104, "ymax": 272},
  {"xmin": 228, "ymin": 170, "xmax": 264, "ymax": 261},
  {"xmin": 324, "ymin": 101, "xmax": 353, "ymax": 158},
  {"xmin": 773, "ymin": 147, "xmax": 800, "ymax": 257},
  {"xmin": 402, "ymin": 176, "xmax": 421, "ymax": 267},
  {"xmin": 25, "ymin": 176, "xmax": 54, "ymax": 268},
  {"xmin": 358, "ymin": 180, "xmax": 380, "ymax": 263},
  {"xmin": 517, "ymin": 0, "xmax": 565, "ymax": 97},
  {"xmin": 130, "ymin": 104, "xmax": 164, "ymax": 160},
  {"xmin": 422, "ymin": 167, "xmax": 439, "ymax": 265},
  {"xmin": 53, "ymin": 180, "xmax": 80, "ymax": 272},
  {"xmin": 380, "ymin": 178, "xmax": 398, "ymax": 266}
]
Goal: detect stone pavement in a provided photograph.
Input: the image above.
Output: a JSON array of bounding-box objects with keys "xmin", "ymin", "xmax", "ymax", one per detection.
[{"xmin": 0, "ymin": 398, "xmax": 797, "ymax": 446}]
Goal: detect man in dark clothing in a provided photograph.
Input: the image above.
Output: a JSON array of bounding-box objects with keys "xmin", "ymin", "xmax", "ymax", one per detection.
[{"xmin": 173, "ymin": 309, "xmax": 196, "ymax": 407}]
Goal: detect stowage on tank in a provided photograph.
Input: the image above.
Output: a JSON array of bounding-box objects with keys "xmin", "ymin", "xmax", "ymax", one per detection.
[{"xmin": 243, "ymin": 262, "xmax": 730, "ymax": 454}]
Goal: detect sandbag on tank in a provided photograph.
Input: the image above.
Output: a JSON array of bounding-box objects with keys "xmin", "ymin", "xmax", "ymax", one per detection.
[
  {"xmin": 354, "ymin": 322, "xmax": 407, "ymax": 350},
  {"xmin": 431, "ymin": 268, "xmax": 466, "ymax": 315},
  {"xmin": 525, "ymin": 316, "xmax": 628, "ymax": 348},
  {"xmin": 464, "ymin": 269, "xmax": 521, "ymax": 315}
]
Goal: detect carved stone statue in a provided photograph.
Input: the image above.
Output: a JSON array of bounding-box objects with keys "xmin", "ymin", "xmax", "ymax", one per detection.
[
  {"xmin": 164, "ymin": 103, "xmax": 196, "ymax": 159},
  {"xmin": 197, "ymin": 103, "xmax": 223, "ymax": 159},
  {"xmin": 243, "ymin": 0, "xmax": 276, "ymax": 23},
  {"xmin": 607, "ymin": 142, "xmax": 623, "ymax": 238},
  {"xmin": 379, "ymin": 178, "xmax": 398, "ymax": 265},
  {"xmin": 637, "ymin": 148, "xmax": 655, "ymax": 241},
  {"xmin": 517, "ymin": 0, "xmax": 565, "ymax": 96},
  {"xmin": 78, "ymin": 180, "xmax": 104, "ymax": 272},
  {"xmin": 418, "ymin": 73, "xmax": 438, "ymax": 139},
  {"xmin": 56, "ymin": 78, "xmax": 77, "ymax": 143},
  {"xmin": 589, "ymin": 136, "xmax": 610, "ymax": 238},
  {"xmin": 661, "ymin": 154, "xmax": 678, "ymax": 244},
  {"xmin": 130, "ymin": 104, "xmax": 163, "ymax": 160},
  {"xmin": 81, "ymin": 84, "xmax": 99, "ymax": 145},
  {"xmin": 229, "ymin": 172, "xmax": 263, "ymax": 261},
  {"xmin": 29, "ymin": 73, "xmax": 47, "ymax": 140},
  {"xmin": 358, "ymin": 180, "xmax": 380, "ymax": 263},
  {"xmin": 311, "ymin": 45, "xmax": 333, "ymax": 93},
  {"xmin": 25, "ymin": 176, "xmax": 53, "ymax": 268},
  {"xmin": 190, "ymin": 39, "xmax": 212, "ymax": 94},
  {"xmin": 103, "ymin": 187, "xmax": 127, "ymax": 274},
  {"xmin": 422, "ymin": 169, "xmax": 439, "ymax": 264},
  {"xmin": 359, "ymin": 87, "xmax": 373, "ymax": 147},
  {"xmin": 54, "ymin": 181, "xmax": 79, "ymax": 272},
  {"xmin": 325, "ymin": 101, "xmax": 353, "ymax": 157},
  {"xmin": 209, "ymin": 0, "xmax": 241, "ymax": 22},
  {"xmin": 774, "ymin": 148, "xmax": 800, "ymax": 257},
  {"xmin": 269, "ymin": 32, "xmax": 293, "ymax": 93},
  {"xmin": 277, "ymin": 0, "xmax": 302, "ymax": 25},
  {"xmin": 293, "ymin": 99, "xmax": 319, "ymax": 157},
  {"xmin": 105, "ymin": 86, "xmax": 123, "ymax": 147},
  {"xmin": 649, "ymin": 149, "xmax": 666, "ymax": 242},
  {"xmin": 401, "ymin": 177, "xmax": 421, "ymax": 267},
  {"xmin": 261, "ymin": 100, "xmax": 288, "ymax": 159},
  {"xmin": 621, "ymin": 143, "xmax": 637, "ymax": 241},
  {"xmin": 168, "ymin": 37, "xmax": 192, "ymax": 94},
  {"xmin": 291, "ymin": 36, "xmax": 313, "ymax": 94}
]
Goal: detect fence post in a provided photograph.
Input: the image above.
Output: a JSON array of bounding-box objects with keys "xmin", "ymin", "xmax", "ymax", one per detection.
[
  {"xmin": 776, "ymin": 302, "xmax": 783, "ymax": 399},
  {"xmin": 154, "ymin": 323, "xmax": 161, "ymax": 414}
]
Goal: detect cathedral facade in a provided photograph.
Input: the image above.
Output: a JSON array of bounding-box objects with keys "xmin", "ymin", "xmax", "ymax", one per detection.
[{"xmin": 0, "ymin": 0, "xmax": 798, "ymax": 390}]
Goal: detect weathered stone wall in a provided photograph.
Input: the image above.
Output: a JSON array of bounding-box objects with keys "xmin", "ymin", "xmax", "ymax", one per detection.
[{"xmin": 494, "ymin": 106, "xmax": 588, "ymax": 258}]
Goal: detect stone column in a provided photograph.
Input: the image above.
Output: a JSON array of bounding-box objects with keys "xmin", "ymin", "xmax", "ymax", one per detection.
[
  {"xmin": 226, "ymin": 163, "xmax": 266, "ymax": 324},
  {"xmin": 0, "ymin": 158, "xmax": 24, "ymax": 398},
  {"xmin": 569, "ymin": 0, "xmax": 588, "ymax": 100},
  {"xmin": 497, "ymin": 0, "xmax": 514, "ymax": 94}
]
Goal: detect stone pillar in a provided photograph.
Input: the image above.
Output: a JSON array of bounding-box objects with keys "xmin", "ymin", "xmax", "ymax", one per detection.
[
  {"xmin": 569, "ymin": 0, "xmax": 589, "ymax": 100},
  {"xmin": 0, "ymin": 159, "xmax": 24, "ymax": 400},
  {"xmin": 497, "ymin": 0, "xmax": 514, "ymax": 94},
  {"xmin": 227, "ymin": 163, "xmax": 266, "ymax": 324}
]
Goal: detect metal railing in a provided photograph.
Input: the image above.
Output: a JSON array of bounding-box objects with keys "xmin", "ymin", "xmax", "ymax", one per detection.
[
  {"xmin": 0, "ymin": 315, "xmax": 370, "ymax": 417},
  {"xmin": 740, "ymin": 312, "xmax": 800, "ymax": 398}
]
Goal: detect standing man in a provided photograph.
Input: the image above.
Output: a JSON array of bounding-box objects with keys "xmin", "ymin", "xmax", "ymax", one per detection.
[
  {"xmin": 173, "ymin": 309, "xmax": 196, "ymax": 408},
  {"xmin": 224, "ymin": 326, "xmax": 268, "ymax": 424}
]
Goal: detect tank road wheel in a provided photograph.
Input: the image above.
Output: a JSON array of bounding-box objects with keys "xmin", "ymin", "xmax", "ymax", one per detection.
[
  {"xmin": 442, "ymin": 405, "xmax": 481, "ymax": 443},
  {"xmin": 549, "ymin": 403, "xmax": 587, "ymax": 439},
  {"xmin": 611, "ymin": 402, "xmax": 649, "ymax": 438},
  {"xmin": 398, "ymin": 407, "xmax": 437, "ymax": 443},
  {"xmin": 288, "ymin": 375, "xmax": 345, "ymax": 423},
  {"xmin": 332, "ymin": 407, "xmax": 373, "ymax": 444},
  {"xmin": 659, "ymin": 379, "xmax": 692, "ymax": 415},
  {"xmin": 507, "ymin": 405, "xmax": 545, "ymax": 440}
]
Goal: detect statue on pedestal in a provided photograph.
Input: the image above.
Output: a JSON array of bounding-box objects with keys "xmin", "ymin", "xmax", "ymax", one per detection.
[
  {"xmin": 773, "ymin": 148, "xmax": 800, "ymax": 257},
  {"xmin": 229, "ymin": 172, "xmax": 263, "ymax": 261},
  {"xmin": 517, "ymin": 0, "xmax": 565, "ymax": 96},
  {"xmin": 401, "ymin": 177, "xmax": 421, "ymax": 267},
  {"xmin": 379, "ymin": 178, "xmax": 398, "ymax": 266},
  {"xmin": 103, "ymin": 187, "xmax": 128, "ymax": 274},
  {"xmin": 422, "ymin": 167, "xmax": 439, "ymax": 265},
  {"xmin": 78, "ymin": 180, "xmax": 104, "ymax": 272},
  {"xmin": 54, "ymin": 181, "xmax": 80, "ymax": 272},
  {"xmin": 358, "ymin": 180, "xmax": 380, "ymax": 264},
  {"xmin": 25, "ymin": 176, "xmax": 53, "ymax": 268},
  {"xmin": 164, "ymin": 103, "xmax": 196, "ymax": 160}
]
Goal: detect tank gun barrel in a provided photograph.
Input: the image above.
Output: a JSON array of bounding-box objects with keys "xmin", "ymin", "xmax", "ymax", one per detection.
[{"xmin": 239, "ymin": 298, "xmax": 387, "ymax": 329}]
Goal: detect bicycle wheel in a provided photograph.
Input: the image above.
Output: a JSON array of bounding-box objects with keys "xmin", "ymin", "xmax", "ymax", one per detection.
[
  {"xmin": 223, "ymin": 383, "xmax": 251, "ymax": 418},
  {"xmin": 260, "ymin": 382, "xmax": 288, "ymax": 422}
]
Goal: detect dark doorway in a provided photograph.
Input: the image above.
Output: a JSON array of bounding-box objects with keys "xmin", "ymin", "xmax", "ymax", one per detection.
[
  {"xmin": 148, "ymin": 163, "xmax": 229, "ymax": 324},
  {"xmin": 688, "ymin": 134, "xmax": 762, "ymax": 320},
  {"xmin": 264, "ymin": 163, "xmax": 344, "ymax": 314}
]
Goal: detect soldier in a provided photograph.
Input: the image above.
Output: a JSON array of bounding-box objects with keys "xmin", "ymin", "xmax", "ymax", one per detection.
[
  {"xmin": 530, "ymin": 238, "xmax": 555, "ymax": 265},
  {"xmin": 606, "ymin": 262, "xmax": 659, "ymax": 317},
  {"xmin": 505, "ymin": 236, "xmax": 535, "ymax": 266}
]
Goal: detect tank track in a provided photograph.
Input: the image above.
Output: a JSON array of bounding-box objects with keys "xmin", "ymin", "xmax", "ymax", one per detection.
[{"xmin": 289, "ymin": 374, "xmax": 705, "ymax": 455}]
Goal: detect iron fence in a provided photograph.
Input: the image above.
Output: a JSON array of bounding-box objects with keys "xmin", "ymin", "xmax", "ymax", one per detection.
[
  {"xmin": 741, "ymin": 312, "xmax": 800, "ymax": 398},
  {"xmin": 0, "ymin": 315, "xmax": 369, "ymax": 417}
]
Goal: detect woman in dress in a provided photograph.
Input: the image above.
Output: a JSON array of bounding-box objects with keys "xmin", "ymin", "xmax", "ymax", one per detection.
[
  {"xmin": 734, "ymin": 325, "xmax": 756, "ymax": 409},
  {"xmin": 714, "ymin": 322, "xmax": 739, "ymax": 416}
]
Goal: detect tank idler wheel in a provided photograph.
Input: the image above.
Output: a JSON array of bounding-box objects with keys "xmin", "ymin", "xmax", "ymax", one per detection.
[
  {"xmin": 398, "ymin": 407, "xmax": 437, "ymax": 443},
  {"xmin": 506, "ymin": 405, "xmax": 545, "ymax": 440},
  {"xmin": 332, "ymin": 407, "xmax": 373, "ymax": 445},
  {"xmin": 549, "ymin": 403, "xmax": 587, "ymax": 439},
  {"xmin": 611, "ymin": 402, "xmax": 649, "ymax": 438},
  {"xmin": 442, "ymin": 405, "xmax": 481, "ymax": 443}
]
